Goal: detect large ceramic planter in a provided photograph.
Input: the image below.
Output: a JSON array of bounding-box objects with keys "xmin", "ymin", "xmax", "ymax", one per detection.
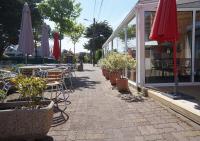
[
  {"xmin": 116, "ymin": 78, "xmax": 129, "ymax": 92},
  {"xmin": 104, "ymin": 69, "xmax": 110, "ymax": 80},
  {"xmin": 109, "ymin": 71, "xmax": 121, "ymax": 85},
  {"xmin": 0, "ymin": 100, "xmax": 54, "ymax": 140},
  {"xmin": 102, "ymin": 68, "xmax": 106, "ymax": 76}
]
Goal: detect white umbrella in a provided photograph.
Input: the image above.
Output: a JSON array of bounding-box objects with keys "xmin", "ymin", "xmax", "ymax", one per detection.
[
  {"xmin": 41, "ymin": 23, "xmax": 50, "ymax": 58},
  {"xmin": 18, "ymin": 2, "xmax": 34, "ymax": 60}
]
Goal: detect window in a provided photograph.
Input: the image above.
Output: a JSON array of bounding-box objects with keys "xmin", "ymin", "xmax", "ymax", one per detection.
[{"xmin": 144, "ymin": 11, "xmax": 193, "ymax": 83}]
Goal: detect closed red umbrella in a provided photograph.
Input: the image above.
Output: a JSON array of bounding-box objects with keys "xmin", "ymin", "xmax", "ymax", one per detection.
[
  {"xmin": 149, "ymin": 0, "xmax": 179, "ymax": 94},
  {"xmin": 53, "ymin": 32, "xmax": 61, "ymax": 60}
]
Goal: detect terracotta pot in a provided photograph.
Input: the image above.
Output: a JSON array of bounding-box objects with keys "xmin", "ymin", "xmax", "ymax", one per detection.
[
  {"xmin": 116, "ymin": 78, "xmax": 129, "ymax": 92},
  {"xmin": 102, "ymin": 68, "xmax": 106, "ymax": 76},
  {"xmin": 104, "ymin": 69, "xmax": 110, "ymax": 80},
  {"xmin": 109, "ymin": 71, "xmax": 121, "ymax": 85}
]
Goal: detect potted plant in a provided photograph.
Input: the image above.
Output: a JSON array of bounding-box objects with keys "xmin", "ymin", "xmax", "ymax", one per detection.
[
  {"xmin": 99, "ymin": 58, "xmax": 110, "ymax": 80},
  {"xmin": 116, "ymin": 54, "xmax": 136, "ymax": 91},
  {"xmin": 0, "ymin": 75, "xmax": 54, "ymax": 140},
  {"xmin": 106, "ymin": 52, "xmax": 124, "ymax": 85},
  {"xmin": 98, "ymin": 58, "xmax": 106, "ymax": 76}
]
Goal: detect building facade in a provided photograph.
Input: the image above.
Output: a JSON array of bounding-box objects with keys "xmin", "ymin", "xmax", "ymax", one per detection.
[{"xmin": 102, "ymin": 0, "xmax": 200, "ymax": 87}]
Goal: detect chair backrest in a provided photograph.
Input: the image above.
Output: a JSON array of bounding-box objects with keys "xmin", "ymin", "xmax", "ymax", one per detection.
[
  {"xmin": 45, "ymin": 70, "xmax": 64, "ymax": 83},
  {"xmin": 20, "ymin": 69, "xmax": 33, "ymax": 76},
  {"xmin": 0, "ymin": 80, "xmax": 11, "ymax": 95}
]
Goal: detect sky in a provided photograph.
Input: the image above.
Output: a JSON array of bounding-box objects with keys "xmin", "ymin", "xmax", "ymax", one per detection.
[{"xmin": 46, "ymin": 0, "xmax": 138, "ymax": 53}]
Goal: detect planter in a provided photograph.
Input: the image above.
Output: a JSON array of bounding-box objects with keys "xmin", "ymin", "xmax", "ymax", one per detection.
[
  {"xmin": 0, "ymin": 100, "xmax": 54, "ymax": 140},
  {"xmin": 104, "ymin": 69, "xmax": 110, "ymax": 80},
  {"xmin": 102, "ymin": 68, "xmax": 106, "ymax": 76},
  {"xmin": 116, "ymin": 78, "xmax": 129, "ymax": 92},
  {"xmin": 109, "ymin": 71, "xmax": 121, "ymax": 85}
]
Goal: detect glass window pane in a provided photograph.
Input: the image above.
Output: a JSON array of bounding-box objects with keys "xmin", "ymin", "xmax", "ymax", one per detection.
[
  {"xmin": 144, "ymin": 11, "xmax": 193, "ymax": 83},
  {"xmin": 127, "ymin": 17, "xmax": 137, "ymax": 82},
  {"xmin": 177, "ymin": 11, "xmax": 193, "ymax": 82}
]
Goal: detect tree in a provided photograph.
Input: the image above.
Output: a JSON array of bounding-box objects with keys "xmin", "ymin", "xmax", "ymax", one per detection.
[
  {"xmin": 84, "ymin": 21, "xmax": 112, "ymax": 64},
  {"xmin": 69, "ymin": 23, "xmax": 84, "ymax": 54},
  {"xmin": 38, "ymin": 0, "xmax": 81, "ymax": 53},
  {"xmin": 0, "ymin": 0, "xmax": 43, "ymax": 57}
]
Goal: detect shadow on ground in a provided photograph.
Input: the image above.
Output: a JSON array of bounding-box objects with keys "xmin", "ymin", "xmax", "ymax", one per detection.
[
  {"xmin": 73, "ymin": 76, "xmax": 101, "ymax": 91},
  {"xmin": 35, "ymin": 136, "xmax": 54, "ymax": 141}
]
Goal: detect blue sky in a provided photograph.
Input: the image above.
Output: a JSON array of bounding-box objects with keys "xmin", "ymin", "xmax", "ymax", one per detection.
[{"xmin": 47, "ymin": 0, "xmax": 138, "ymax": 53}]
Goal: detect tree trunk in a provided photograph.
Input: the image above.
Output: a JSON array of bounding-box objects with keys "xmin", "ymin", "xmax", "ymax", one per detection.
[
  {"xmin": 93, "ymin": 50, "xmax": 95, "ymax": 67},
  {"xmin": 74, "ymin": 43, "xmax": 76, "ymax": 55},
  {"xmin": 35, "ymin": 40, "xmax": 37, "ymax": 58}
]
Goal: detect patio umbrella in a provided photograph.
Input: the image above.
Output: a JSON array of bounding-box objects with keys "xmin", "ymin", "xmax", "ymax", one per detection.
[
  {"xmin": 149, "ymin": 0, "xmax": 179, "ymax": 95},
  {"xmin": 41, "ymin": 23, "xmax": 50, "ymax": 58},
  {"xmin": 18, "ymin": 2, "xmax": 34, "ymax": 63},
  {"xmin": 52, "ymin": 32, "xmax": 61, "ymax": 60}
]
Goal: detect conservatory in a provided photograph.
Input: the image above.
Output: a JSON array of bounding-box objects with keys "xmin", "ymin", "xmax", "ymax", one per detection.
[{"xmin": 102, "ymin": 0, "xmax": 200, "ymax": 87}]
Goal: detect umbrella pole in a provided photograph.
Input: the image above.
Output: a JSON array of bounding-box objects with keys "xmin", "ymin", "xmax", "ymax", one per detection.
[{"xmin": 25, "ymin": 54, "xmax": 28, "ymax": 65}]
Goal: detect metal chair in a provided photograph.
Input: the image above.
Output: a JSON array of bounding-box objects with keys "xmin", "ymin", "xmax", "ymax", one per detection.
[{"xmin": 42, "ymin": 69, "xmax": 69, "ymax": 112}]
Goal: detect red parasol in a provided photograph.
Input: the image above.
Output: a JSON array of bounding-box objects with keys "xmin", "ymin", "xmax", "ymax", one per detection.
[
  {"xmin": 52, "ymin": 32, "xmax": 61, "ymax": 60},
  {"xmin": 149, "ymin": 0, "xmax": 179, "ymax": 82}
]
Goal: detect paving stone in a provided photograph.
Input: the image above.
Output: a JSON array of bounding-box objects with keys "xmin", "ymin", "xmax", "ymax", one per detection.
[{"xmin": 47, "ymin": 64, "xmax": 200, "ymax": 141}]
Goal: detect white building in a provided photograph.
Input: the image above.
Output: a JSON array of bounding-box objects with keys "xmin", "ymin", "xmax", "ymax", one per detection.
[{"xmin": 102, "ymin": 0, "xmax": 200, "ymax": 87}]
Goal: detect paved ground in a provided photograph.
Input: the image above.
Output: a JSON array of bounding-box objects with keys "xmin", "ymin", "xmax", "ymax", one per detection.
[{"xmin": 48, "ymin": 64, "xmax": 200, "ymax": 141}]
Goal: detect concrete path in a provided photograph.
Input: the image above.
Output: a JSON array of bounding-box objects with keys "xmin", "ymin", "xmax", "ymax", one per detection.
[{"xmin": 48, "ymin": 64, "xmax": 200, "ymax": 141}]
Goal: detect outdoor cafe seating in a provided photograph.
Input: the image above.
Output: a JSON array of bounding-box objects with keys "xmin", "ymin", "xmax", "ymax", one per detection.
[{"xmin": 0, "ymin": 64, "xmax": 76, "ymax": 116}]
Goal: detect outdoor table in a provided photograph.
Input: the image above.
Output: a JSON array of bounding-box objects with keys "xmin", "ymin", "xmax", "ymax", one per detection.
[
  {"xmin": 19, "ymin": 65, "xmax": 55, "ymax": 70},
  {"xmin": 19, "ymin": 65, "xmax": 55, "ymax": 76}
]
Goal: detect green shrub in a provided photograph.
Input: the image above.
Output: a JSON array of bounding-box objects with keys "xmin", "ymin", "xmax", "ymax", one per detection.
[
  {"xmin": 11, "ymin": 75, "xmax": 47, "ymax": 107},
  {"xmin": 84, "ymin": 55, "xmax": 90, "ymax": 63},
  {"xmin": 99, "ymin": 52, "xmax": 136, "ymax": 72},
  {"xmin": 95, "ymin": 49, "xmax": 102, "ymax": 63},
  {"xmin": 0, "ymin": 90, "xmax": 6, "ymax": 102}
]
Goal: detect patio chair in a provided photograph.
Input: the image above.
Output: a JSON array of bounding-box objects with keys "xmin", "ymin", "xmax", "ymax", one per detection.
[
  {"xmin": 19, "ymin": 68, "xmax": 33, "ymax": 76},
  {"xmin": 62, "ymin": 68, "xmax": 74, "ymax": 92},
  {"xmin": 42, "ymin": 69, "xmax": 69, "ymax": 112},
  {"xmin": 0, "ymin": 72, "xmax": 17, "ymax": 95},
  {"xmin": 0, "ymin": 80, "xmax": 11, "ymax": 95}
]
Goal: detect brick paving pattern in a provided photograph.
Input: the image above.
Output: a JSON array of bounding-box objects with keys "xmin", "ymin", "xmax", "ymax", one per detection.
[{"xmin": 48, "ymin": 64, "xmax": 200, "ymax": 141}]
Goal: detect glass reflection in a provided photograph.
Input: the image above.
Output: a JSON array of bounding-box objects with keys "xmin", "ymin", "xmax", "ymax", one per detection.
[{"xmin": 145, "ymin": 11, "xmax": 193, "ymax": 83}]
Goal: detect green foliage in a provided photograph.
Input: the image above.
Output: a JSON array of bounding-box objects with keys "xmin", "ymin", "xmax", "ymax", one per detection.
[
  {"xmin": 99, "ymin": 52, "xmax": 136, "ymax": 72},
  {"xmin": 38, "ymin": 0, "xmax": 81, "ymax": 37},
  {"xmin": 69, "ymin": 23, "xmax": 85, "ymax": 54},
  {"xmin": 84, "ymin": 21, "xmax": 113, "ymax": 51},
  {"xmin": 0, "ymin": 90, "xmax": 6, "ymax": 102},
  {"xmin": 118, "ymin": 24, "xmax": 136, "ymax": 42},
  {"xmin": 72, "ymin": 55, "xmax": 77, "ymax": 64},
  {"xmin": 84, "ymin": 55, "xmax": 90, "ymax": 63},
  {"xmin": 0, "ymin": 0, "xmax": 43, "ymax": 57},
  {"xmin": 11, "ymin": 75, "xmax": 47, "ymax": 107},
  {"xmin": 95, "ymin": 49, "xmax": 102, "ymax": 62}
]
